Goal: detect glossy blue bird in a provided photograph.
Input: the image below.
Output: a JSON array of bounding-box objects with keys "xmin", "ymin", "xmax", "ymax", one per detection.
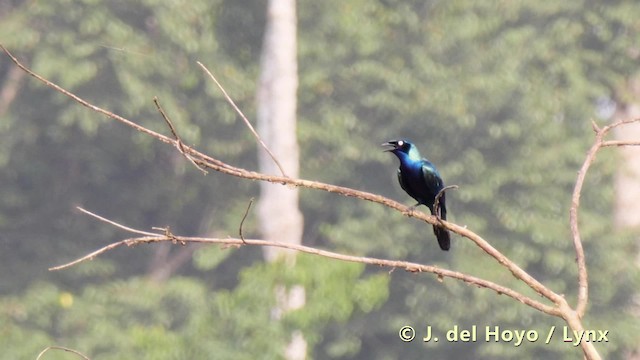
[{"xmin": 383, "ymin": 139, "xmax": 451, "ymax": 250}]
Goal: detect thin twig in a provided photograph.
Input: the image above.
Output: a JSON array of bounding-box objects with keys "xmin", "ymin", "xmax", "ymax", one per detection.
[
  {"xmin": 0, "ymin": 45, "xmax": 175, "ymax": 145},
  {"xmin": 434, "ymin": 184, "xmax": 458, "ymax": 220},
  {"xmin": 153, "ymin": 97, "xmax": 207, "ymax": 174},
  {"xmin": 37, "ymin": 346, "xmax": 90, "ymax": 360},
  {"xmin": 152, "ymin": 226, "xmax": 186, "ymax": 245},
  {"xmin": 0, "ymin": 45, "xmax": 235, "ymax": 175},
  {"xmin": 601, "ymin": 139, "xmax": 640, "ymax": 147},
  {"xmin": 196, "ymin": 61, "xmax": 288, "ymax": 177},
  {"xmin": 76, "ymin": 207, "xmax": 158, "ymax": 236},
  {"xmin": 569, "ymin": 141, "xmax": 599, "ymax": 318},
  {"xmin": 48, "ymin": 236, "xmax": 161, "ymax": 271},
  {"xmin": 239, "ymin": 197, "xmax": 254, "ymax": 244}
]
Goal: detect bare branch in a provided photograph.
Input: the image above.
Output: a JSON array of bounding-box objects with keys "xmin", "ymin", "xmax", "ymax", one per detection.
[
  {"xmin": 569, "ymin": 117, "xmax": 640, "ymax": 317},
  {"xmin": 76, "ymin": 207, "xmax": 158, "ymax": 237},
  {"xmin": 197, "ymin": 61, "xmax": 288, "ymax": 177},
  {"xmin": 50, "ymin": 209, "xmax": 561, "ymax": 317},
  {"xmin": 570, "ymin": 140, "xmax": 599, "ymax": 318},
  {"xmin": 0, "ymin": 45, "xmax": 240, "ymax": 176},
  {"xmin": 0, "ymin": 45, "xmax": 176, "ymax": 146},
  {"xmin": 48, "ymin": 235, "xmax": 160, "ymax": 271},
  {"xmin": 434, "ymin": 184, "xmax": 458, "ymax": 219},
  {"xmin": 239, "ymin": 197, "xmax": 255, "ymax": 243},
  {"xmin": 558, "ymin": 300, "xmax": 603, "ymax": 360},
  {"xmin": 153, "ymin": 97, "xmax": 207, "ymax": 174},
  {"xmin": 37, "ymin": 346, "xmax": 90, "ymax": 360},
  {"xmin": 602, "ymin": 139, "xmax": 640, "ymax": 147}
]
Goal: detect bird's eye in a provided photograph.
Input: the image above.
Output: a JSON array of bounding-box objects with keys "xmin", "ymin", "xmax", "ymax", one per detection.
[{"xmin": 397, "ymin": 140, "xmax": 404, "ymax": 147}]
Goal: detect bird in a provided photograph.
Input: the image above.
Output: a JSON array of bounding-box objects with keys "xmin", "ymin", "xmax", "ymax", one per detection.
[{"xmin": 382, "ymin": 139, "xmax": 451, "ymax": 250}]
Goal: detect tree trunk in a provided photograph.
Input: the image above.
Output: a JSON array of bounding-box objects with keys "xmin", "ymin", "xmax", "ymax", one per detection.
[
  {"xmin": 257, "ymin": 0, "xmax": 303, "ymax": 263},
  {"xmin": 613, "ymin": 78, "xmax": 640, "ymax": 232},
  {"xmin": 256, "ymin": 0, "xmax": 306, "ymax": 359},
  {"xmin": 612, "ymin": 76, "xmax": 640, "ymax": 360}
]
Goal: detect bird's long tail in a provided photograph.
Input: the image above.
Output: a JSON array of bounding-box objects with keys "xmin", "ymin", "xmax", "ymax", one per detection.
[
  {"xmin": 433, "ymin": 225, "xmax": 450, "ymax": 251},
  {"xmin": 433, "ymin": 202, "xmax": 450, "ymax": 251}
]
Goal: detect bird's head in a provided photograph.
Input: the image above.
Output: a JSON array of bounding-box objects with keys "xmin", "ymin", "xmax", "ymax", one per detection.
[
  {"xmin": 382, "ymin": 140, "xmax": 422, "ymax": 161},
  {"xmin": 382, "ymin": 139, "xmax": 411, "ymax": 154}
]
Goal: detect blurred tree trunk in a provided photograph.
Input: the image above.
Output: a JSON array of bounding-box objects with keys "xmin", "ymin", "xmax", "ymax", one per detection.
[
  {"xmin": 614, "ymin": 77, "xmax": 640, "ymax": 232},
  {"xmin": 257, "ymin": 0, "xmax": 306, "ymax": 359},
  {"xmin": 613, "ymin": 76, "xmax": 640, "ymax": 360}
]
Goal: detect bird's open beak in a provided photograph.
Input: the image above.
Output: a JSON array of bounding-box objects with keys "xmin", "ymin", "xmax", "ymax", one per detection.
[{"xmin": 381, "ymin": 141, "xmax": 398, "ymax": 152}]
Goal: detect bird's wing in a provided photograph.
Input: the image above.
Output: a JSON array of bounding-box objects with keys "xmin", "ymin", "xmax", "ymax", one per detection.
[
  {"xmin": 396, "ymin": 168, "xmax": 411, "ymax": 194},
  {"xmin": 420, "ymin": 162, "xmax": 444, "ymax": 194},
  {"xmin": 420, "ymin": 161, "xmax": 447, "ymax": 217}
]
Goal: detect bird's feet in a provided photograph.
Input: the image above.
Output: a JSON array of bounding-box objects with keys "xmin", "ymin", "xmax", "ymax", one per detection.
[{"xmin": 404, "ymin": 203, "xmax": 420, "ymax": 216}]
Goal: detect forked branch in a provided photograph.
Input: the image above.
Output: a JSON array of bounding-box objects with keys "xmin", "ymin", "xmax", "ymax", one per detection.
[
  {"xmin": 51, "ymin": 207, "xmax": 559, "ymax": 317},
  {"xmin": 570, "ymin": 118, "xmax": 640, "ymax": 317}
]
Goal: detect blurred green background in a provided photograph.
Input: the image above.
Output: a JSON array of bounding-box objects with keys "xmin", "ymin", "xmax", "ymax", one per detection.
[{"xmin": 0, "ymin": 0, "xmax": 639, "ymax": 359}]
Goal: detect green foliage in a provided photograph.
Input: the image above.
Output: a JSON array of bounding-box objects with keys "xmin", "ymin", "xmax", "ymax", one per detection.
[
  {"xmin": 1, "ymin": 278, "xmax": 206, "ymax": 359},
  {"xmin": 0, "ymin": 257, "xmax": 387, "ymax": 359}
]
